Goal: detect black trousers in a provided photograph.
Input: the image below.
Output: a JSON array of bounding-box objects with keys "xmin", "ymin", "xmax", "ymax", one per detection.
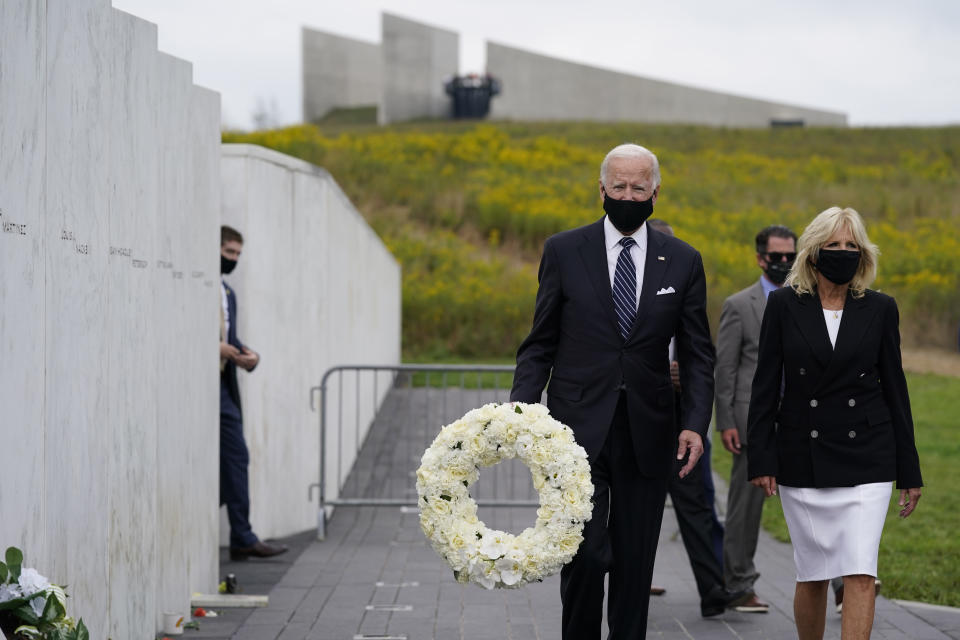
[
  {"xmin": 668, "ymin": 439, "xmax": 724, "ymax": 599},
  {"xmin": 220, "ymin": 409, "xmax": 257, "ymax": 549},
  {"xmin": 560, "ymin": 395, "xmax": 669, "ymax": 639}
]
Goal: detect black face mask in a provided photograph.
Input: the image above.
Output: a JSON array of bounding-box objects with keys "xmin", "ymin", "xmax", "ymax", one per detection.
[
  {"xmin": 221, "ymin": 255, "xmax": 238, "ymax": 275},
  {"xmin": 602, "ymin": 189, "xmax": 654, "ymax": 234},
  {"xmin": 764, "ymin": 260, "xmax": 793, "ymax": 285},
  {"xmin": 814, "ymin": 249, "xmax": 860, "ymax": 285}
]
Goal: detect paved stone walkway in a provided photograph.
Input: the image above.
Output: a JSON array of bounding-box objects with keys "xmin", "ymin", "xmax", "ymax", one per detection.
[{"xmin": 189, "ymin": 385, "xmax": 958, "ymax": 640}]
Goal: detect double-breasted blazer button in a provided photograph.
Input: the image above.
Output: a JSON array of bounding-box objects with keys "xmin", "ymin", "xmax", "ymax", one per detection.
[
  {"xmin": 848, "ymin": 430, "xmax": 856, "ymax": 438},
  {"xmin": 848, "ymin": 398, "xmax": 856, "ymax": 407},
  {"xmin": 810, "ymin": 399, "xmax": 818, "ymax": 407},
  {"xmin": 811, "ymin": 430, "xmax": 819, "ymax": 438},
  {"xmin": 799, "ymin": 368, "xmax": 806, "ymax": 375}
]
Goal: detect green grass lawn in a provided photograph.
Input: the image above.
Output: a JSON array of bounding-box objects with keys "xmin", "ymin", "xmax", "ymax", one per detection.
[{"xmin": 710, "ymin": 371, "xmax": 960, "ymax": 606}]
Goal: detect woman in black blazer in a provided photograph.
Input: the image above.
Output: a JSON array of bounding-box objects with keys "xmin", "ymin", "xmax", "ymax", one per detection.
[{"xmin": 746, "ymin": 206, "xmax": 922, "ymax": 640}]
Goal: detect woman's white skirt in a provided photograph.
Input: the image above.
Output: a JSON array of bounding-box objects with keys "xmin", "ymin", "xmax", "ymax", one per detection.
[{"xmin": 779, "ymin": 482, "xmax": 893, "ymax": 582}]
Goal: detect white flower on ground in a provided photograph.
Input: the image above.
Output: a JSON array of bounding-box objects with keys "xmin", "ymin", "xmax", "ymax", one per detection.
[
  {"xmin": 0, "ymin": 582, "xmax": 23, "ymax": 603},
  {"xmin": 18, "ymin": 568, "xmax": 51, "ymax": 597}
]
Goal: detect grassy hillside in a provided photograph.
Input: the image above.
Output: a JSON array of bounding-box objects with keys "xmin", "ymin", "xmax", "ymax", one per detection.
[{"xmin": 223, "ymin": 121, "xmax": 960, "ymax": 360}]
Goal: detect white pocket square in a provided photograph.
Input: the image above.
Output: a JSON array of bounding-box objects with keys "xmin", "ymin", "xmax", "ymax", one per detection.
[{"xmin": 656, "ymin": 286, "xmax": 676, "ymax": 296}]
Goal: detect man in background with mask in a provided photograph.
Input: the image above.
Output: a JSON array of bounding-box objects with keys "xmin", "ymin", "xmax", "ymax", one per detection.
[
  {"xmin": 714, "ymin": 224, "xmax": 797, "ymax": 613},
  {"xmin": 220, "ymin": 225, "xmax": 287, "ymax": 560},
  {"xmin": 511, "ymin": 144, "xmax": 716, "ymax": 638}
]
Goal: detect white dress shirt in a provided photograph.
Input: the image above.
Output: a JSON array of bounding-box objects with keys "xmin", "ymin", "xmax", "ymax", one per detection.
[
  {"xmin": 221, "ymin": 281, "xmax": 231, "ymax": 338},
  {"xmin": 603, "ymin": 216, "xmax": 646, "ymax": 311}
]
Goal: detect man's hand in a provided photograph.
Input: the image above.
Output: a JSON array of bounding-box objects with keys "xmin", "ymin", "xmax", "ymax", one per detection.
[
  {"xmin": 750, "ymin": 475, "xmax": 778, "ymax": 497},
  {"xmin": 220, "ymin": 341, "xmax": 240, "ymax": 362},
  {"xmin": 676, "ymin": 430, "xmax": 703, "ymax": 479},
  {"xmin": 669, "ymin": 360, "xmax": 681, "ymax": 392},
  {"xmin": 720, "ymin": 427, "xmax": 741, "ymax": 454},
  {"xmin": 898, "ymin": 487, "xmax": 921, "ymax": 518},
  {"xmin": 235, "ymin": 347, "xmax": 259, "ymax": 371}
]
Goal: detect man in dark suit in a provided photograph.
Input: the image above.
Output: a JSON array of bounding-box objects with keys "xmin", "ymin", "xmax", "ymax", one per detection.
[
  {"xmin": 220, "ymin": 225, "xmax": 287, "ymax": 560},
  {"xmin": 646, "ymin": 218, "xmax": 748, "ymax": 617},
  {"xmin": 510, "ymin": 145, "xmax": 717, "ymax": 638}
]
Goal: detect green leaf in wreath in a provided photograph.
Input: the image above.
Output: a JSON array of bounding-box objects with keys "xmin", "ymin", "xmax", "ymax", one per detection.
[
  {"xmin": 440, "ymin": 494, "xmax": 452, "ymax": 501},
  {"xmin": 0, "ymin": 560, "xmax": 8, "ymax": 583},
  {"xmin": 514, "ymin": 405, "xmax": 523, "ymax": 414}
]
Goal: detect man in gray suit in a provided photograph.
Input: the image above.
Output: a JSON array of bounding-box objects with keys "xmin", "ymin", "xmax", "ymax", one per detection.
[{"xmin": 715, "ymin": 224, "xmax": 796, "ymax": 613}]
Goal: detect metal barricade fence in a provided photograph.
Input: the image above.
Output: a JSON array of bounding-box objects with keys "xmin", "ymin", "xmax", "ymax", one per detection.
[{"xmin": 309, "ymin": 364, "xmax": 540, "ymax": 539}]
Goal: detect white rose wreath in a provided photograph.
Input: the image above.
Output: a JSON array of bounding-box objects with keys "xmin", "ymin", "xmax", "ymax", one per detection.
[{"xmin": 416, "ymin": 402, "xmax": 593, "ymax": 589}]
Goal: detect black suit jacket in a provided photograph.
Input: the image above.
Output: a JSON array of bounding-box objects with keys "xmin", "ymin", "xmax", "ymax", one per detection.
[
  {"xmin": 221, "ymin": 282, "xmax": 257, "ymax": 420},
  {"xmin": 746, "ymin": 287, "xmax": 923, "ymax": 489},
  {"xmin": 510, "ymin": 218, "xmax": 715, "ymax": 478}
]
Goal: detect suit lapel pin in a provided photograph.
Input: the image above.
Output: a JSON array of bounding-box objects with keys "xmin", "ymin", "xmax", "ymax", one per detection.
[{"xmin": 657, "ymin": 256, "xmax": 665, "ymax": 261}]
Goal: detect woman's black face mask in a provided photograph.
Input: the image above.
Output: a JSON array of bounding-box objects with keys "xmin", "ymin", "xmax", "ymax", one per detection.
[{"xmin": 814, "ymin": 249, "xmax": 860, "ymax": 285}]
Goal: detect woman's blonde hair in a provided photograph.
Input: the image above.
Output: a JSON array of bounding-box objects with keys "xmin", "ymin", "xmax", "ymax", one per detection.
[{"xmin": 786, "ymin": 206, "xmax": 879, "ymax": 299}]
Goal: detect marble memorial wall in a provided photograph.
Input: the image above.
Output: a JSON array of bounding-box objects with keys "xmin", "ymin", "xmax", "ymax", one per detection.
[{"xmin": 0, "ymin": 1, "xmax": 221, "ymax": 637}]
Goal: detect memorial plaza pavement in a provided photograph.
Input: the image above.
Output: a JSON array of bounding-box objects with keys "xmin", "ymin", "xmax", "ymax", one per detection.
[{"xmin": 190, "ymin": 385, "xmax": 959, "ymax": 640}]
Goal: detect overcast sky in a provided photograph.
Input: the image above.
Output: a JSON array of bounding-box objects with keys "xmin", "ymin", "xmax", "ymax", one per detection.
[{"xmin": 112, "ymin": 0, "xmax": 960, "ymax": 130}]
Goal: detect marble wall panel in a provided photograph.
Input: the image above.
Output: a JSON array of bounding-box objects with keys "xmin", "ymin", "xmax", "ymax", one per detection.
[
  {"xmin": 181, "ymin": 83, "xmax": 221, "ymax": 608},
  {"xmin": 220, "ymin": 145, "xmax": 401, "ymax": 537},
  {"xmin": 103, "ymin": 11, "xmax": 159, "ymax": 638},
  {"xmin": 0, "ymin": 0, "xmax": 47, "ymax": 564},
  {"xmin": 43, "ymin": 1, "xmax": 114, "ymax": 634},
  {"xmin": 1, "ymin": 1, "xmax": 221, "ymax": 636}
]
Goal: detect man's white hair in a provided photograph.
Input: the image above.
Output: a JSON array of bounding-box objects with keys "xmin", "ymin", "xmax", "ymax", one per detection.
[{"xmin": 600, "ymin": 144, "xmax": 661, "ymax": 187}]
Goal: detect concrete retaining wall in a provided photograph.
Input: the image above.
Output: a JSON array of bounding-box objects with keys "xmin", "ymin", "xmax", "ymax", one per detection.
[
  {"xmin": 379, "ymin": 13, "xmax": 459, "ymax": 124},
  {"xmin": 220, "ymin": 144, "xmax": 402, "ymax": 539},
  {"xmin": 487, "ymin": 42, "xmax": 847, "ymax": 127},
  {"xmin": 0, "ymin": 1, "xmax": 221, "ymax": 638},
  {"xmin": 302, "ymin": 27, "xmax": 381, "ymax": 123}
]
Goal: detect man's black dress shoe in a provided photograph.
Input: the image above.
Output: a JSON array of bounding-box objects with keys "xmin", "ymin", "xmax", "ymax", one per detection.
[
  {"xmin": 700, "ymin": 585, "xmax": 752, "ymax": 617},
  {"xmin": 229, "ymin": 541, "xmax": 289, "ymax": 561}
]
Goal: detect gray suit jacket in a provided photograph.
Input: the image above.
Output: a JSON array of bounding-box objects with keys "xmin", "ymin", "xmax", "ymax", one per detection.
[{"xmin": 714, "ymin": 280, "xmax": 766, "ymax": 440}]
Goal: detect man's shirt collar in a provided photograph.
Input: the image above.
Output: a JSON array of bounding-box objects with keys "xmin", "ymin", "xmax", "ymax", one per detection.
[{"xmin": 603, "ymin": 216, "xmax": 648, "ymax": 253}]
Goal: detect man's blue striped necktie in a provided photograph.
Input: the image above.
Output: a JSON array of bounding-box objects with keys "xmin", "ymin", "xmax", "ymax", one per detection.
[{"xmin": 613, "ymin": 237, "xmax": 637, "ymax": 340}]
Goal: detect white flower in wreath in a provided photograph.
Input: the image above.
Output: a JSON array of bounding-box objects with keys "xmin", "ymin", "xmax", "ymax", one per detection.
[{"xmin": 417, "ymin": 402, "xmax": 592, "ymax": 590}]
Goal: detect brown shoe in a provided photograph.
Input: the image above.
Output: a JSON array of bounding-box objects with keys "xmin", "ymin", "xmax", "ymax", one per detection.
[
  {"xmin": 734, "ymin": 594, "xmax": 770, "ymax": 613},
  {"xmin": 230, "ymin": 541, "xmax": 289, "ymax": 561},
  {"xmin": 650, "ymin": 586, "xmax": 666, "ymax": 596}
]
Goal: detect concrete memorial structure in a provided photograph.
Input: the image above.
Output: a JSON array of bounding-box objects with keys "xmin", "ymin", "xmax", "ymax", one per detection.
[
  {"xmin": 302, "ymin": 13, "xmax": 459, "ymax": 124},
  {"xmin": 0, "ymin": 1, "xmax": 221, "ymax": 638},
  {"xmin": 486, "ymin": 42, "xmax": 847, "ymax": 127},
  {"xmin": 303, "ymin": 13, "xmax": 846, "ymax": 127},
  {"xmin": 379, "ymin": 13, "xmax": 459, "ymax": 124},
  {"xmin": 220, "ymin": 144, "xmax": 402, "ymax": 540},
  {"xmin": 302, "ymin": 28, "xmax": 381, "ymax": 122}
]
